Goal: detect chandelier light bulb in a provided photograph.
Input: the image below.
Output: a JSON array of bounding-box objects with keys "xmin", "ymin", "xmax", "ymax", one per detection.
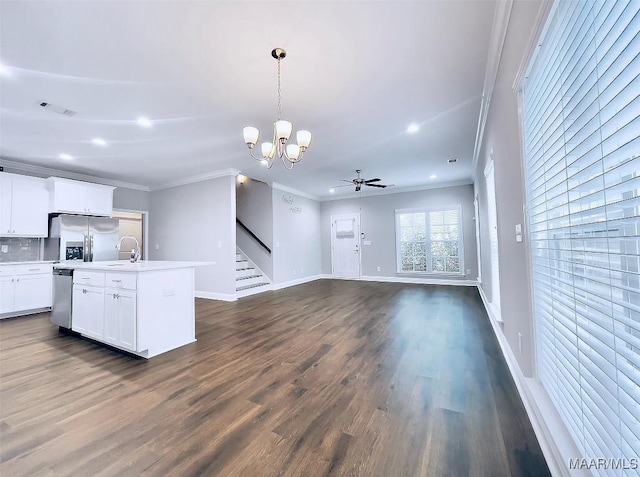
[
  {"xmin": 286, "ymin": 144, "xmax": 301, "ymax": 161},
  {"xmin": 297, "ymin": 130, "xmax": 311, "ymax": 149},
  {"xmin": 261, "ymin": 142, "xmax": 275, "ymax": 159},
  {"xmin": 275, "ymin": 120, "xmax": 293, "ymax": 141},
  {"xmin": 243, "ymin": 127, "xmax": 259, "ymax": 147}
]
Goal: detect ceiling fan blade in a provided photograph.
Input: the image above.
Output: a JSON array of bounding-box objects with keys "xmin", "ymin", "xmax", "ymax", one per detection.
[
  {"xmin": 364, "ymin": 178, "xmax": 381, "ymax": 183},
  {"xmin": 331, "ymin": 184, "xmax": 353, "ymax": 188},
  {"xmin": 340, "ymin": 179, "xmax": 354, "ymax": 184},
  {"xmin": 366, "ymin": 183, "xmax": 387, "ymax": 188},
  {"xmin": 355, "ymin": 184, "xmax": 361, "ymax": 192}
]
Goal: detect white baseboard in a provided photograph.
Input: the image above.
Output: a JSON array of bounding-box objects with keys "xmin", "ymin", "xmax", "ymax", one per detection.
[
  {"xmin": 271, "ymin": 274, "xmax": 328, "ymax": 290},
  {"xmin": 195, "ymin": 291, "xmax": 237, "ymax": 302},
  {"xmin": 360, "ymin": 275, "xmax": 478, "ymax": 286},
  {"xmin": 476, "ymin": 284, "xmax": 586, "ymax": 477}
]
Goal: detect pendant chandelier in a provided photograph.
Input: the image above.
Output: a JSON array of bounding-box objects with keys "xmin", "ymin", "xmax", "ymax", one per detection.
[{"xmin": 242, "ymin": 48, "xmax": 311, "ymax": 170}]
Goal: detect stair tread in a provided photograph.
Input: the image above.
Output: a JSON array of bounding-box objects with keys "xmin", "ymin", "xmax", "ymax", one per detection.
[
  {"xmin": 237, "ymin": 274, "xmax": 263, "ymax": 281},
  {"xmin": 236, "ymin": 282, "xmax": 270, "ymax": 291}
]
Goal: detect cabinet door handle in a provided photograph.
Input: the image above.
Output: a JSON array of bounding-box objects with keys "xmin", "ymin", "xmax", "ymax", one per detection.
[
  {"xmin": 28, "ymin": 268, "xmax": 41, "ymax": 271},
  {"xmin": 112, "ymin": 279, "xmax": 121, "ymax": 283},
  {"xmin": 80, "ymin": 277, "xmax": 90, "ymax": 280},
  {"xmin": 83, "ymin": 289, "xmax": 87, "ymax": 294}
]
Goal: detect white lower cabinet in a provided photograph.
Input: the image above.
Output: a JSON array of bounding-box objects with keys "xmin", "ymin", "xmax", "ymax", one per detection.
[
  {"xmin": 0, "ymin": 263, "xmax": 53, "ymax": 317},
  {"xmin": 0, "ymin": 276, "xmax": 15, "ymax": 314},
  {"xmin": 104, "ymin": 288, "xmax": 137, "ymax": 351},
  {"xmin": 72, "ymin": 285, "xmax": 104, "ymax": 338},
  {"xmin": 72, "ymin": 271, "xmax": 137, "ymax": 352}
]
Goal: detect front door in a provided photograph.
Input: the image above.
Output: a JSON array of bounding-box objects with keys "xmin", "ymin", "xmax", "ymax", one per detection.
[{"xmin": 331, "ymin": 214, "xmax": 360, "ymax": 279}]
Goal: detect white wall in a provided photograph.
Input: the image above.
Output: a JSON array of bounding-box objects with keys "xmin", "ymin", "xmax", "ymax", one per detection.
[
  {"xmin": 236, "ymin": 177, "xmax": 273, "ymax": 279},
  {"xmin": 148, "ymin": 175, "xmax": 236, "ymax": 298},
  {"xmin": 113, "ymin": 187, "xmax": 150, "ymax": 212},
  {"xmin": 320, "ymin": 185, "xmax": 477, "ymax": 281},
  {"xmin": 474, "ymin": 0, "xmax": 543, "ymax": 377},
  {"xmin": 272, "ymin": 186, "xmax": 322, "ymax": 284}
]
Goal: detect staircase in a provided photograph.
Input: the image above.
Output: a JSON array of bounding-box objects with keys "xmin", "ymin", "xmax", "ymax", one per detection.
[{"xmin": 236, "ymin": 248, "xmax": 271, "ymax": 298}]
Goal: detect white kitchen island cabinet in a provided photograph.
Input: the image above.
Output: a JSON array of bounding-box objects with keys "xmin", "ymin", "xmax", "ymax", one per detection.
[{"xmin": 65, "ymin": 261, "xmax": 206, "ymax": 358}]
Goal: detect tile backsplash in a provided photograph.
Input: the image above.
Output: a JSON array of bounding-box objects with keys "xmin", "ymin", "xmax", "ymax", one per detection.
[{"xmin": 0, "ymin": 237, "xmax": 42, "ymax": 262}]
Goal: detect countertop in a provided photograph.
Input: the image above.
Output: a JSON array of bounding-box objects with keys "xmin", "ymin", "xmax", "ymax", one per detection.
[
  {"xmin": 53, "ymin": 260, "xmax": 214, "ymax": 272},
  {"xmin": 0, "ymin": 261, "xmax": 56, "ymax": 266}
]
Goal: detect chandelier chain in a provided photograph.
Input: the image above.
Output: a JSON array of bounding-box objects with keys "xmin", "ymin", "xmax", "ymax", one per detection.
[{"xmin": 277, "ymin": 58, "xmax": 282, "ymax": 121}]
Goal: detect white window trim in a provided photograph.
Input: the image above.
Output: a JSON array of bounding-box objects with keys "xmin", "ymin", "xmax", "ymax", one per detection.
[{"xmin": 395, "ymin": 204, "xmax": 465, "ymax": 276}]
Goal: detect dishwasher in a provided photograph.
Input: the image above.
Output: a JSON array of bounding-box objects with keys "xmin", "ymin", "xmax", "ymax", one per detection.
[{"xmin": 51, "ymin": 268, "xmax": 73, "ymax": 328}]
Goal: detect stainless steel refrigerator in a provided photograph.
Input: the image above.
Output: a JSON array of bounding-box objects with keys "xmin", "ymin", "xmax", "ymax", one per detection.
[{"xmin": 45, "ymin": 214, "xmax": 119, "ymax": 262}]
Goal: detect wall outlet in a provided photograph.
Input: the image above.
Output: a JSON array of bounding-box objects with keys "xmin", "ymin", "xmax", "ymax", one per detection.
[
  {"xmin": 377, "ymin": 266, "xmax": 381, "ymax": 272},
  {"xmin": 217, "ymin": 241, "xmax": 222, "ymax": 248},
  {"xmin": 466, "ymin": 269, "xmax": 471, "ymax": 275},
  {"xmin": 154, "ymin": 244, "xmax": 160, "ymax": 250},
  {"xmin": 1, "ymin": 245, "xmax": 8, "ymax": 253},
  {"xmin": 293, "ymin": 269, "xmax": 297, "ymax": 276}
]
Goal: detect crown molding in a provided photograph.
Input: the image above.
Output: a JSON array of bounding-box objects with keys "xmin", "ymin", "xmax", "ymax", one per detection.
[
  {"xmin": 320, "ymin": 179, "xmax": 473, "ymax": 202},
  {"xmin": 151, "ymin": 168, "xmax": 241, "ymax": 191},
  {"xmin": 512, "ymin": 0, "xmax": 554, "ymax": 91},
  {"xmin": 0, "ymin": 158, "xmax": 150, "ymax": 191},
  {"xmin": 471, "ymin": 0, "xmax": 514, "ymax": 170},
  {"xmin": 271, "ymin": 182, "xmax": 320, "ymax": 201}
]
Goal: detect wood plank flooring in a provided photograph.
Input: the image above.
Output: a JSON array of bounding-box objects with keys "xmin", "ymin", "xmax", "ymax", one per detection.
[{"xmin": 0, "ymin": 280, "xmax": 550, "ymax": 476}]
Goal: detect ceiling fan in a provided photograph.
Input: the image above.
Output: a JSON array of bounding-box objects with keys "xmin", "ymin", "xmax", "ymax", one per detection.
[{"xmin": 333, "ymin": 170, "xmax": 393, "ymax": 192}]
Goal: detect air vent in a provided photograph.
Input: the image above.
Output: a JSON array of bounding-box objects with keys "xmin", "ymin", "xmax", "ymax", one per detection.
[
  {"xmin": 39, "ymin": 101, "xmax": 77, "ymax": 117},
  {"xmin": 447, "ymin": 158, "xmax": 458, "ymax": 164}
]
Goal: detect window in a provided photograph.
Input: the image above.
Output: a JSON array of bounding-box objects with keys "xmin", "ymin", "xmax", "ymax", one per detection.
[
  {"xmin": 396, "ymin": 206, "xmax": 463, "ymax": 274},
  {"xmin": 522, "ymin": 0, "xmax": 639, "ymax": 470}
]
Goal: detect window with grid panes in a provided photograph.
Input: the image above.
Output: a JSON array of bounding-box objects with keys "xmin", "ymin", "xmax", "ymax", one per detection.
[
  {"xmin": 395, "ymin": 206, "xmax": 463, "ymax": 274},
  {"xmin": 522, "ymin": 0, "xmax": 639, "ymax": 472}
]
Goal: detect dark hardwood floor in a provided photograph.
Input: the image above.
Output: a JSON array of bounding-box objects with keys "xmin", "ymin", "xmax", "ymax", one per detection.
[{"xmin": 0, "ymin": 280, "xmax": 550, "ymax": 476}]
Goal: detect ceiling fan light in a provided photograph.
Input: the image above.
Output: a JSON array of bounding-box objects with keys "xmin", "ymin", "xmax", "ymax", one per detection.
[
  {"xmin": 296, "ymin": 130, "xmax": 311, "ymax": 149},
  {"xmin": 261, "ymin": 142, "xmax": 276, "ymax": 159},
  {"xmin": 275, "ymin": 120, "xmax": 292, "ymax": 141},
  {"xmin": 243, "ymin": 127, "xmax": 259, "ymax": 146},
  {"xmin": 286, "ymin": 144, "xmax": 300, "ymax": 160}
]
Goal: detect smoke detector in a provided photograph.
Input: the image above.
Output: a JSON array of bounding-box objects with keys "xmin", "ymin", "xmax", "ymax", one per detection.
[
  {"xmin": 39, "ymin": 101, "xmax": 77, "ymax": 117},
  {"xmin": 447, "ymin": 158, "xmax": 458, "ymax": 164}
]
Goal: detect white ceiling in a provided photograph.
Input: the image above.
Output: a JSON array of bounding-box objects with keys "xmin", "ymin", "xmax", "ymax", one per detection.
[{"xmin": 0, "ymin": 1, "xmax": 496, "ymax": 198}]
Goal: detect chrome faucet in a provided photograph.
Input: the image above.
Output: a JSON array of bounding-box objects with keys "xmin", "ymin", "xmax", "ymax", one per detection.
[{"xmin": 116, "ymin": 235, "xmax": 140, "ymax": 262}]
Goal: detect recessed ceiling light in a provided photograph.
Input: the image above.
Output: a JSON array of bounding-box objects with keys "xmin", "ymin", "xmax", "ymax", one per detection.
[
  {"xmin": 329, "ymin": 188, "xmax": 335, "ymax": 193},
  {"xmin": 260, "ymin": 160, "xmax": 268, "ymax": 166},
  {"xmin": 407, "ymin": 123, "xmax": 420, "ymax": 133},
  {"xmin": 59, "ymin": 153, "xmax": 73, "ymax": 160},
  {"xmin": 92, "ymin": 138, "xmax": 107, "ymax": 146},
  {"xmin": 429, "ymin": 174, "xmax": 437, "ymax": 179},
  {"xmin": 137, "ymin": 117, "xmax": 152, "ymax": 128}
]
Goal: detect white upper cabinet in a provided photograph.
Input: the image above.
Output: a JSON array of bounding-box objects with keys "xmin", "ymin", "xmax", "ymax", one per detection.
[
  {"xmin": 47, "ymin": 177, "xmax": 114, "ymax": 216},
  {"xmin": 0, "ymin": 173, "xmax": 49, "ymax": 237}
]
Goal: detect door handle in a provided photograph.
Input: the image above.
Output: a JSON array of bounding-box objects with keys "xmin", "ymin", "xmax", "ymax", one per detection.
[{"xmin": 90, "ymin": 235, "xmax": 94, "ymax": 262}]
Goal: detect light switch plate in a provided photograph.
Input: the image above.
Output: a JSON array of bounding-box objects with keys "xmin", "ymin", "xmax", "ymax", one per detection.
[
  {"xmin": 515, "ymin": 223, "xmax": 522, "ymax": 234},
  {"xmin": 363, "ymin": 240, "xmax": 372, "ymax": 246},
  {"xmin": 516, "ymin": 234, "xmax": 523, "ymax": 243}
]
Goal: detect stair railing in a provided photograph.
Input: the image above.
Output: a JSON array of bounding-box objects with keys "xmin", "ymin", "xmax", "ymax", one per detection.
[{"xmin": 236, "ymin": 218, "xmax": 271, "ymax": 255}]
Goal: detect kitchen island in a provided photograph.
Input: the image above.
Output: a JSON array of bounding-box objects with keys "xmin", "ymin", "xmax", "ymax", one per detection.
[{"xmin": 55, "ymin": 261, "xmax": 208, "ymax": 358}]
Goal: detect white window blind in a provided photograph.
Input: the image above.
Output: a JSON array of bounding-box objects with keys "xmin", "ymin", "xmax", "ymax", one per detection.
[
  {"xmin": 395, "ymin": 206, "xmax": 463, "ymax": 274},
  {"xmin": 523, "ymin": 0, "xmax": 640, "ymax": 473}
]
